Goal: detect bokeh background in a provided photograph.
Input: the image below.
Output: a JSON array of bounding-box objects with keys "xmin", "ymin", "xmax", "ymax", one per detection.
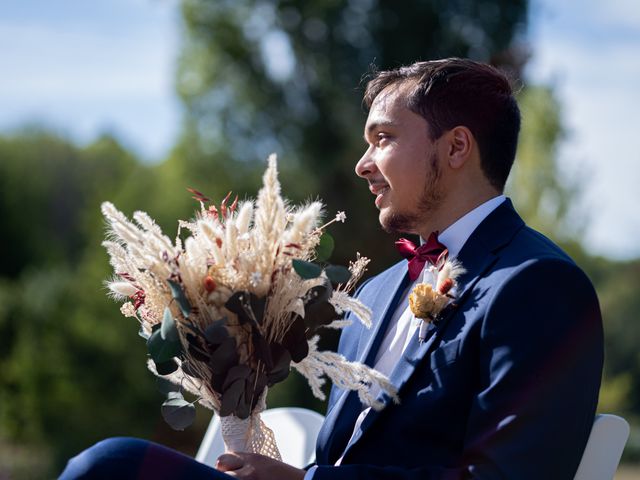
[{"xmin": 1, "ymin": 0, "xmax": 639, "ymax": 478}]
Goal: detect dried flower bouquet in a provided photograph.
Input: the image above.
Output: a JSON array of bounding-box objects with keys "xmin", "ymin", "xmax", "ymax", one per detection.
[{"xmin": 102, "ymin": 154, "xmax": 397, "ymax": 458}]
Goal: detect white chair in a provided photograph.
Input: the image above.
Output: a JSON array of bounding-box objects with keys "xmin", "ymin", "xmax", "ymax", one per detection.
[
  {"xmin": 197, "ymin": 410, "xmax": 630, "ymax": 478},
  {"xmin": 574, "ymin": 414, "xmax": 630, "ymax": 480},
  {"xmin": 196, "ymin": 407, "xmax": 325, "ymax": 468}
]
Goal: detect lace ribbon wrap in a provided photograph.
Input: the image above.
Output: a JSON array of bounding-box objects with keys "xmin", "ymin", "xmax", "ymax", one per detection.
[{"xmin": 219, "ymin": 394, "xmax": 281, "ymax": 460}]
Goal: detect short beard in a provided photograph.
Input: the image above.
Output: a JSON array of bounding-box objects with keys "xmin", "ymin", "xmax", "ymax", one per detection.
[{"xmin": 382, "ymin": 151, "xmax": 443, "ymax": 234}]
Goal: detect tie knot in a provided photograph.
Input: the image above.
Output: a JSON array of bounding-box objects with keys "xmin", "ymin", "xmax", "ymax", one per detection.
[{"xmin": 395, "ymin": 232, "xmax": 448, "ymax": 281}]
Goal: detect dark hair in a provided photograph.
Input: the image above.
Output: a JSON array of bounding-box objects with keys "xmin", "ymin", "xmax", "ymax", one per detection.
[{"xmin": 363, "ymin": 58, "xmax": 521, "ymax": 191}]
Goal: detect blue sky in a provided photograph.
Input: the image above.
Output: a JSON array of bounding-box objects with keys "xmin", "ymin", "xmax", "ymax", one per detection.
[
  {"xmin": 1, "ymin": 0, "xmax": 639, "ymax": 259},
  {"xmin": 0, "ymin": 0, "xmax": 181, "ymax": 159},
  {"xmin": 526, "ymin": 0, "xmax": 640, "ymax": 260}
]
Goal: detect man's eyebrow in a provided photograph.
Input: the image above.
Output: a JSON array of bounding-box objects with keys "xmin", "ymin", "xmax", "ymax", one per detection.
[{"xmin": 363, "ymin": 120, "xmax": 397, "ymax": 140}]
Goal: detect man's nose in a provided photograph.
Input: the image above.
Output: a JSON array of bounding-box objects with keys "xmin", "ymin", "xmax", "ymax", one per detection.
[{"xmin": 355, "ymin": 148, "xmax": 376, "ymax": 178}]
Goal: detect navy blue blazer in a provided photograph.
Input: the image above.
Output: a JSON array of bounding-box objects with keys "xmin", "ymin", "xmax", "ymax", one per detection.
[{"xmin": 313, "ymin": 199, "xmax": 603, "ymax": 479}]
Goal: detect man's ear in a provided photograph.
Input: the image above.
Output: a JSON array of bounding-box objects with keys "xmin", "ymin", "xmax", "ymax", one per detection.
[{"xmin": 445, "ymin": 126, "xmax": 474, "ymax": 169}]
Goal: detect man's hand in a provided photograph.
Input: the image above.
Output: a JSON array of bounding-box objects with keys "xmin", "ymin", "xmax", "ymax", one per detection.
[{"xmin": 215, "ymin": 452, "xmax": 306, "ymax": 480}]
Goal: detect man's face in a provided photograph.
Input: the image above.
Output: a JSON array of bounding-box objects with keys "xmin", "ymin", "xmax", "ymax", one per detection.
[{"xmin": 356, "ymin": 85, "xmax": 444, "ymax": 234}]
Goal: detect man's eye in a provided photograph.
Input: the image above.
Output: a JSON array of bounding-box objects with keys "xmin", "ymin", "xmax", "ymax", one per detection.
[{"xmin": 377, "ymin": 133, "xmax": 391, "ymax": 145}]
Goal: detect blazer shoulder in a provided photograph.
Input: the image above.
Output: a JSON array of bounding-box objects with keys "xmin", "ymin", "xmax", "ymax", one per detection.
[
  {"xmin": 357, "ymin": 260, "xmax": 406, "ymax": 296},
  {"xmin": 481, "ymin": 224, "xmax": 600, "ymax": 329},
  {"xmin": 508, "ymin": 224, "xmax": 575, "ymax": 265}
]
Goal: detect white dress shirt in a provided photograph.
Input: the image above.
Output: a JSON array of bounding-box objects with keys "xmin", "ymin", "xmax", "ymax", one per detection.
[{"xmin": 304, "ymin": 195, "xmax": 505, "ymax": 478}]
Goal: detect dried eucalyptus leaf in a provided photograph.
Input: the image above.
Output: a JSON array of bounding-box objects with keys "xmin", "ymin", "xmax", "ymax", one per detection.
[
  {"xmin": 236, "ymin": 403, "xmax": 251, "ymax": 420},
  {"xmin": 148, "ymin": 329, "xmax": 182, "ymax": 363},
  {"xmin": 211, "ymin": 373, "xmax": 225, "ymax": 393},
  {"xmin": 167, "ymin": 279, "xmax": 192, "ymax": 318},
  {"xmin": 248, "ymin": 371, "xmax": 269, "ymax": 408},
  {"xmin": 249, "ymin": 294, "xmax": 267, "ymax": 325},
  {"xmin": 282, "ymin": 317, "xmax": 309, "ymax": 363},
  {"xmin": 268, "ymin": 343, "xmax": 292, "ymax": 385},
  {"xmin": 219, "ymin": 378, "xmax": 245, "ymax": 417},
  {"xmin": 161, "ymin": 397, "xmax": 195, "ymax": 431},
  {"xmin": 292, "ymin": 259, "xmax": 322, "ymax": 279},
  {"xmin": 325, "ymin": 265, "xmax": 352, "ymax": 284},
  {"xmin": 154, "ymin": 358, "xmax": 179, "ymax": 375},
  {"xmin": 209, "ymin": 336, "xmax": 238, "ymax": 375},
  {"xmin": 225, "ymin": 292, "xmax": 265, "ymax": 328},
  {"xmin": 252, "ymin": 332, "xmax": 273, "ymax": 370},
  {"xmin": 224, "ymin": 292, "xmax": 249, "ymax": 323},
  {"xmin": 235, "ymin": 390, "xmax": 252, "ymax": 419},
  {"xmin": 222, "ymin": 364, "xmax": 252, "ymax": 392},
  {"xmin": 204, "ymin": 319, "xmax": 229, "ymax": 346},
  {"xmin": 305, "ymin": 280, "xmax": 333, "ymax": 305},
  {"xmin": 161, "ymin": 307, "xmax": 179, "ymax": 342},
  {"xmin": 304, "ymin": 301, "xmax": 337, "ymax": 334}
]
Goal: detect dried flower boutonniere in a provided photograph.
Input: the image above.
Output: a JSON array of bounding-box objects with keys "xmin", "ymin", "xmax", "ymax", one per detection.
[{"xmin": 409, "ymin": 259, "xmax": 465, "ymax": 342}]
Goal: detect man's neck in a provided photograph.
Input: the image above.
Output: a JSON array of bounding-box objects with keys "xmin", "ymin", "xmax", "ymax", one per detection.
[{"xmin": 416, "ymin": 189, "xmax": 502, "ymax": 239}]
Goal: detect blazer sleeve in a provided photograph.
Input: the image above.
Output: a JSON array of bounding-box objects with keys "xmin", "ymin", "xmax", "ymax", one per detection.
[{"xmin": 312, "ymin": 258, "xmax": 604, "ymax": 480}]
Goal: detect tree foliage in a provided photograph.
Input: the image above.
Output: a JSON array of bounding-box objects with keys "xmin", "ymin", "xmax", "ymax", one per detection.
[
  {"xmin": 508, "ymin": 86, "xmax": 584, "ymax": 240},
  {"xmin": 0, "ymin": 132, "xmax": 177, "ymax": 476},
  {"xmin": 175, "ymin": 0, "xmax": 529, "ymax": 273}
]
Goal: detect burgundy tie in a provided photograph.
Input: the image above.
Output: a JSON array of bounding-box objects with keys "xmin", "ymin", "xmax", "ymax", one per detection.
[{"xmin": 395, "ymin": 232, "xmax": 448, "ymax": 281}]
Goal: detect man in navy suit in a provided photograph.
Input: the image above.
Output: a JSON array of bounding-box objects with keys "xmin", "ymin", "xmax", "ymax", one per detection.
[
  {"xmin": 61, "ymin": 58, "xmax": 603, "ymax": 479},
  {"xmin": 215, "ymin": 58, "xmax": 603, "ymax": 479}
]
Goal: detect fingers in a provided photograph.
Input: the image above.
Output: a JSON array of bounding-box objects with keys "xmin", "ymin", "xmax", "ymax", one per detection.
[
  {"xmin": 216, "ymin": 452, "xmax": 244, "ymax": 472},
  {"xmin": 221, "ymin": 465, "xmax": 254, "ymax": 478}
]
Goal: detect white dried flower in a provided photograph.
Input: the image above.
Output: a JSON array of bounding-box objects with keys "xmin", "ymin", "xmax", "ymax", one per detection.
[
  {"xmin": 107, "ymin": 280, "xmax": 138, "ymax": 299},
  {"xmin": 335, "ymin": 211, "xmax": 347, "ymax": 223},
  {"xmin": 120, "ymin": 302, "xmax": 137, "ymax": 318},
  {"xmin": 250, "ymin": 272, "xmax": 263, "ymax": 288}
]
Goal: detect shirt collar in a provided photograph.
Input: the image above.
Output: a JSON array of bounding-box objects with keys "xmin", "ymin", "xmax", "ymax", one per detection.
[{"xmin": 436, "ymin": 195, "xmax": 506, "ymax": 258}]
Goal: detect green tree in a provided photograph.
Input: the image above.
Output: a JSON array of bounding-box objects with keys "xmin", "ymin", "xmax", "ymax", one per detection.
[
  {"xmin": 175, "ymin": 0, "xmax": 529, "ymax": 275},
  {"xmin": 0, "ymin": 131, "xmax": 173, "ymax": 476},
  {"xmin": 508, "ymin": 85, "xmax": 584, "ymax": 241}
]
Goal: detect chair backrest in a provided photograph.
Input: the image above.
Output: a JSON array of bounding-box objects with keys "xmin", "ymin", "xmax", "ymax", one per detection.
[
  {"xmin": 574, "ymin": 414, "xmax": 630, "ymax": 480},
  {"xmin": 196, "ymin": 407, "xmax": 325, "ymax": 469},
  {"xmin": 198, "ymin": 410, "xmax": 630, "ymax": 476}
]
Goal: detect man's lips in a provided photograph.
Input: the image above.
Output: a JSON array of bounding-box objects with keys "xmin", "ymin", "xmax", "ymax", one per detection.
[
  {"xmin": 369, "ymin": 183, "xmax": 390, "ymax": 207},
  {"xmin": 368, "ymin": 183, "xmax": 390, "ymax": 196}
]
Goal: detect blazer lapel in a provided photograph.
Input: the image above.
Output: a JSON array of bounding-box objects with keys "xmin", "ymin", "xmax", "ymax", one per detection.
[
  {"xmin": 358, "ymin": 262, "xmax": 410, "ymax": 366},
  {"xmin": 340, "ymin": 199, "xmax": 526, "ymax": 457},
  {"xmin": 341, "ymin": 245, "xmax": 499, "ymax": 455},
  {"xmin": 316, "ymin": 261, "xmax": 409, "ymax": 464}
]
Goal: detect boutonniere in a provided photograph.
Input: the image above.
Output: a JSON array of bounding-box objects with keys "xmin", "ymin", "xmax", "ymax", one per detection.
[{"xmin": 409, "ymin": 258, "xmax": 465, "ymax": 342}]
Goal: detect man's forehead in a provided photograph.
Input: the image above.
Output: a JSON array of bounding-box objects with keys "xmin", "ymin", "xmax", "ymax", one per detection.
[
  {"xmin": 369, "ymin": 79, "xmax": 417, "ymax": 109},
  {"xmin": 365, "ymin": 84, "xmax": 413, "ymax": 133},
  {"xmin": 369, "ymin": 85, "xmax": 402, "ymax": 112}
]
